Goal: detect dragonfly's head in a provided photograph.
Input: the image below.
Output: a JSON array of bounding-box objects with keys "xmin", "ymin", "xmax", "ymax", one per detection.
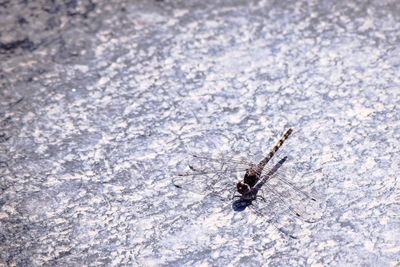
[{"xmin": 236, "ymin": 181, "xmax": 251, "ymax": 195}]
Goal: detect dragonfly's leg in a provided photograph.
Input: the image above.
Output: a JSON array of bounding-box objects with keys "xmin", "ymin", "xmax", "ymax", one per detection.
[
  {"xmin": 256, "ymin": 195, "xmax": 266, "ymax": 202},
  {"xmin": 229, "ymin": 186, "xmax": 239, "ymax": 199},
  {"xmin": 257, "ymin": 189, "xmax": 266, "ymax": 201}
]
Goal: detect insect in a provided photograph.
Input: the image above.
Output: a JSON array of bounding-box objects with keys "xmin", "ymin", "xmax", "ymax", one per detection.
[
  {"xmin": 173, "ymin": 128, "xmax": 322, "ymax": 238},
  {"xmin": 236, "ymin": 128, "xmax": 293, "ymax": 195}
]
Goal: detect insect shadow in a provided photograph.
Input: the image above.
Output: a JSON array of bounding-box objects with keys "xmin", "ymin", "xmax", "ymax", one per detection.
[{"xmin": 231, "ymin": 156, "xmax": 288, "ymax": 212}]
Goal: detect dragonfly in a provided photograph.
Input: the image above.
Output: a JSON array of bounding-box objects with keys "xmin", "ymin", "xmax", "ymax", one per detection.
[{"xmin": 173, "ymin": 128, "xmax": 323, "ymax": 238}]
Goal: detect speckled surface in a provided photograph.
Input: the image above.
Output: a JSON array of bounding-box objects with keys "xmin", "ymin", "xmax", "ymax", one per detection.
[{"xmin": 1, "ymin": 0, "xmax": 400, "ymax": 266}]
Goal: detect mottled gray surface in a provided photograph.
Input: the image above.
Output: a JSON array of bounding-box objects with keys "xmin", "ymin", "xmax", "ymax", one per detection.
[{"xmin": 1, "ymin": 0, "xmax": 400, "ymax": 266}]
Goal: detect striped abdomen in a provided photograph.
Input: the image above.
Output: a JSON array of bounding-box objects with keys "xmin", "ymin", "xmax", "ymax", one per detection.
[{"xmin": 256, "ymin": 128, "xmax": 293, "ymax": 174}]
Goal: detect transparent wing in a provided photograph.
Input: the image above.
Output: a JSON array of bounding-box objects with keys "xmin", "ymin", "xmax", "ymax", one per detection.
[
  {"xmin": 250, "ymin": 195, "xmax": 300, "ymax": 239},
  {"xmin": 173, "ymin": 153, "xmax": 254, "ymax": 199},
  {"xmin": 250, "ymin": 162, "xmax": 323, "ymax": 238},
  {"xmin": 252, "ymin": 149, "xmax": 400, "ymax": 229}
]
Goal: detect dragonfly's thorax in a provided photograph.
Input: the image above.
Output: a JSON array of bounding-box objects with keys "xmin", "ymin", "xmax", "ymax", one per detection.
[
  {"xmin": 236, "ymin": 168, "xmax": 260, "ymax": 195},
  {"xmin": 244, "ymin": 168, "xmax": 260, "ymax": 187}
]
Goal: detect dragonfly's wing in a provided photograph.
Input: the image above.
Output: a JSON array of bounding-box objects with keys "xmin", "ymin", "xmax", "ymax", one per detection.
[
  {"xmin": 188, "ymin": 153, "xmax": 254, "ymax": 167},
  {"xmin": 256, "ymin": 164, "xmax": 324, "ymax": 224},
  {"xmin": 173, "ymin": 153, "xmax": 252, "ymax": 199},
  {"xmin": 250, "ymin": 193, "xmax": 300, "ymax": 239},
  {"xmin": 251, "ymin": 150, "xmax": 399, "ymax": 238}
]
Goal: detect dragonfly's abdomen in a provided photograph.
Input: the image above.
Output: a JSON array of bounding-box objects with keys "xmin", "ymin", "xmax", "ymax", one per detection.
[{"xmin": 256, "ymin": 128, "xmax": 293, "ymax": 173}]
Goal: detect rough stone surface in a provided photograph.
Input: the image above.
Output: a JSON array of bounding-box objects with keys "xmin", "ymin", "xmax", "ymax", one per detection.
[{"xmin": 1, "ymin": 0, "xmax": 399, "ymax": 266}]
